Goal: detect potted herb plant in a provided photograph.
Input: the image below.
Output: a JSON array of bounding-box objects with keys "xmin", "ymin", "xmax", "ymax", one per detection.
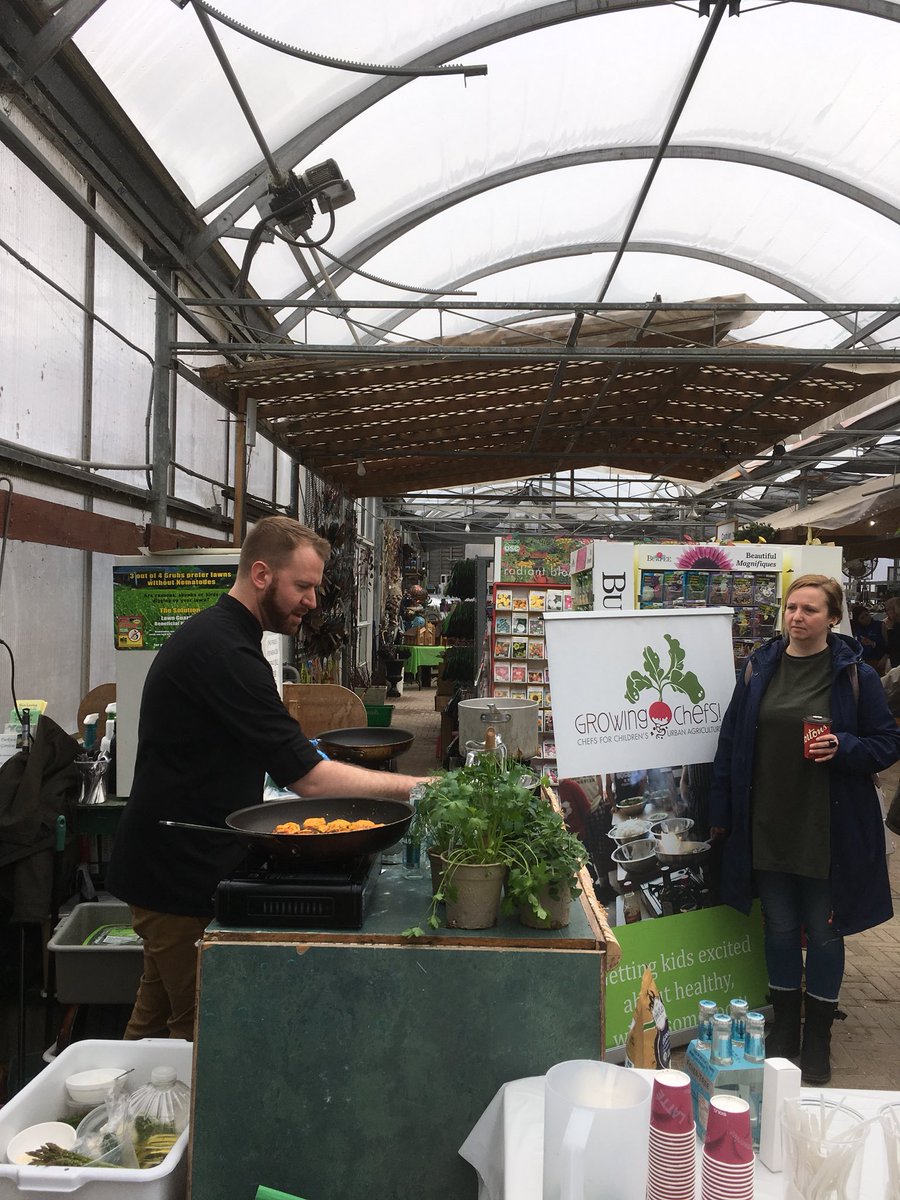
[
  {"xmin": 404, "ymin": 758, "xmax": 586, "ymax": 933},
  {"xmin": 505, "ymin": 802, "xmax": 587, "ymax": 929}
]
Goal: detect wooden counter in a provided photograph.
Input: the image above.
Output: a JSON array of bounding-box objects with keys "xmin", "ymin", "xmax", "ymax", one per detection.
[{"xmin": 190, "ymin": 865, "xmax": 606, "ymax": 1200}]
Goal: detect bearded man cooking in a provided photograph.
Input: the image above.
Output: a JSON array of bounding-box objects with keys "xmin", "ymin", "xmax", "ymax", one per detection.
[{"xmin": 107, "ymin": 516, "xmax": 427, "ymax": 1040}]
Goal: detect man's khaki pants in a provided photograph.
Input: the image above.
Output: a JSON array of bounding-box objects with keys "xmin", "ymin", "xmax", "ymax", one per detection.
[{"xmin": 124, "ymin": 907, "xmax": 208, "ymax": 1041}]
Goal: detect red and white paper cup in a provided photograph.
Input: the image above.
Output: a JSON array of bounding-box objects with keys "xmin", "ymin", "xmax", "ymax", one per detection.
[{"xmin": 803, "ymin": 714, "xmax": 831, "ymax": 760}]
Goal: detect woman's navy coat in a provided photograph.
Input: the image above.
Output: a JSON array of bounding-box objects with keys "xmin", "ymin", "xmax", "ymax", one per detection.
[{"xmin": 709, "ymin": 632, "xmax": 899, "ymax": 936}]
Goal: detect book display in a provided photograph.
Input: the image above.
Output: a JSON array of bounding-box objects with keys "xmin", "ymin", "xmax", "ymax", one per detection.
[{"xmin": 489, "ymin": 581, "xmax": 570, "ymax": 780}]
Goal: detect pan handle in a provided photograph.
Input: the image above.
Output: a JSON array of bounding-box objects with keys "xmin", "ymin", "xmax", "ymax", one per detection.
[{"xmin": 160, "ymin": 819, "xmax": 245, "ymax": 837}]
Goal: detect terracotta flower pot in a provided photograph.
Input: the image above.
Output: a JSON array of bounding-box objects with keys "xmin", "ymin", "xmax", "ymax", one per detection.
[{"xmin": 442, "ymin": 859, "xmax": 506, "ymax": 929}]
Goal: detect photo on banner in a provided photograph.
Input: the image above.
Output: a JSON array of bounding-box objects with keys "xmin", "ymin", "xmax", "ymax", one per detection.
[{"xmin": 544, "ymin": 608, "xmax": 768, "ymax": 1049}]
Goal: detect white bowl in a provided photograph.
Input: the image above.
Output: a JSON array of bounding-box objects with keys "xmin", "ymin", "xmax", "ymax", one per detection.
[
  {"xmin": 65, "ymin": 1066, "xmax": 129, "ymax": 1105},
  {"xmin": 6, "ymin": 1121, "xmax": 77, "ymax": 1165}
]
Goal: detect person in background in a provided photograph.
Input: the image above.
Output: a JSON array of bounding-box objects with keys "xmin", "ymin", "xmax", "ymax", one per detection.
[
  {"xmin": 108, "ymin": 516, "xmax": 429, "ymax": 1042},
  {"xmin": 850, "ymin": 603, "xmax": 888, "ymax": 674},
  {"xmin": 881, "ymin": 596, "xmax": 900, "ymax": 669},
  {"xmin": 709, "ymin": 574, "xmax": 899, "ymax": 1085},
  {"xmin": 404, "ymin": 606, "xmax": 426, "ymax": 632}
]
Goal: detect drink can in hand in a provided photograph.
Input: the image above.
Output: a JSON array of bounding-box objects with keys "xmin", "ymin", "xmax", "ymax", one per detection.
[{"xmin": 803, "ymin": 714, "xmax": 831, "ymax": 760}]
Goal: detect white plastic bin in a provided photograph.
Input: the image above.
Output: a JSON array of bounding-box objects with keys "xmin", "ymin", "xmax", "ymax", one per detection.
[
  {"xmin": 0, "ymin": 1039, "xmax": 192, "ymax": 1200},
  {"xmin": 48, "ymin": 902, "xmax": 143, "ymax": 1005}
]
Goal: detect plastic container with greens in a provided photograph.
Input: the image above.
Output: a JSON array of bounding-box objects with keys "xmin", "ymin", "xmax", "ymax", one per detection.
[{"xmin": 126, "ymin": 1067, "xmax": 191, "ymax": 1169}]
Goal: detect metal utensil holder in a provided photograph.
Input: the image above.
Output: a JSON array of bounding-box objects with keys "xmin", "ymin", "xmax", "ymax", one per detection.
[{"xmin": 76, "ymin": 755, "xmax": 109, "ymax": 805}]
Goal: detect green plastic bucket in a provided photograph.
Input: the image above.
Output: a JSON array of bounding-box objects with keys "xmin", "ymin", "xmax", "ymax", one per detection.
[{"xmin": 365, "ymin": 704, "xmax": 394, "ymax": 727}]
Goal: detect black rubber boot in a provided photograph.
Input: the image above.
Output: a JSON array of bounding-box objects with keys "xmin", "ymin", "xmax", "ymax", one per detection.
[
  {"xmin": 801, "ymin": 995, "xmax": 844, "ymax": 1085},
  {"xmin": 765, "ymin": 987, "xmax": 802, "ymax": 1059}
]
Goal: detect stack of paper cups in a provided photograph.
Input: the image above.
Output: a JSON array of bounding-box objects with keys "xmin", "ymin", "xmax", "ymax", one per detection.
[
  {"xmin": 701, "ymin": 1095, "xmax": 754, "ymax": 1199},
  {"xmin": 646, "ymin": 1069, "xmax": 696, "ymax": 1200}
]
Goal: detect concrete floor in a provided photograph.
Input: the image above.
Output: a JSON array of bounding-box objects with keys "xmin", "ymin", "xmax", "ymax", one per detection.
[{"xmin": 392, "ymin": 680, "xmax": 900, "ymax": 1090}]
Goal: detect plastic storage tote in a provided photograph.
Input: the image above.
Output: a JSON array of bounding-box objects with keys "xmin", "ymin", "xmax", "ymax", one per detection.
[
  {"xmin": 48, "ymin": 902, "xmax": 143, "ymax": 1005},
  {"xmin": 0, "ymin": 1038, "xmax": 192, "ymax": 1200},
  {"xmin": 364, "ymin": 703, "xmax": 394, "ymax": 727}
]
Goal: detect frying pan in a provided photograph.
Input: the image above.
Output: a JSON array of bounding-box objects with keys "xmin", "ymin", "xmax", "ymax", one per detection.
[
  {"xmin": 315, "ymin": 727, "xmax": 414, "ymax": 765},
  {"xmin": 162, "ymin": 796, "xmax": 413, "ymax": 863}
]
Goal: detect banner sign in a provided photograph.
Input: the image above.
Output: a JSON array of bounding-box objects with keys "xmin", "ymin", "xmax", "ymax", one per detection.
[
  {"xmin": 497, "ymin": 536, "xmax": 591, "ymax": 584},
  {"xmin": 544, "ymin": 609, "xmax": 736, "ymax": 776},
  {"xmin": 636, "ymin": 543, "xmax": 782, "ymax": 573},
  {"xmin": 112, "ymin": 563, "xmax": 238, "ymax": 650},
  {"xmin": 605, "ymin": 904, "xmax": 768, "ymax": 1049}
]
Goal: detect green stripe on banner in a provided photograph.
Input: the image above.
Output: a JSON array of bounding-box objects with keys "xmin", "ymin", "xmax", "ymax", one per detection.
[
  {"xmin": 255, "ymin": 1187, "xmax": 307, "ymax": 1200},
  {"xmin": 605, "ymin": 902, "xmax": 768, "ymax": 1051}
]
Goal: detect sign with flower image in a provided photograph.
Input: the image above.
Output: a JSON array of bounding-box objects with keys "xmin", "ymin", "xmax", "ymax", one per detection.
[
  {"xmin": 544, "ymin": 609, "xmax": 736, "ymax": 775},
  {"xmin": 497, "ymin": 535, "xmax": 591, "ymax": 584}
]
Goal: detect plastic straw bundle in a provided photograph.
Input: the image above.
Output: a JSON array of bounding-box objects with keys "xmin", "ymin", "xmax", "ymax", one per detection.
[{"xmin": 781, "ymin": 1097, "xmax": 872, "ymax": 1200}]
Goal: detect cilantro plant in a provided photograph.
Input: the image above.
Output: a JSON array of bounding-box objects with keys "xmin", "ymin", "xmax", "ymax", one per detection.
[{"xmin": 403, "ymin": 756, "xmax": 586, "ymax": 936}]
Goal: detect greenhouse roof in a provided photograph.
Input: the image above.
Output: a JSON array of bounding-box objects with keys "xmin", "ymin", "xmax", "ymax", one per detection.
[{"xmin": 3, "ymin": 0, "xmax": 900, "ymax": 534}]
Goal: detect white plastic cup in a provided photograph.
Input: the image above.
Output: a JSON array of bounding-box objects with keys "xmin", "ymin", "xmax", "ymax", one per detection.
[
  {"xmin": 781, "ymin": 1097, "xmax": 869, "ymax": 1200},
  {"xmin": 542, "ymin": 1060, "xmax": 651, "ymax": 1200}
]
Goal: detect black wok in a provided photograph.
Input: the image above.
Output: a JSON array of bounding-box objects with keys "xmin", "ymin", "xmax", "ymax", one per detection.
[
  {"xmin": 315, "ymin": 727, "xmax": 414, "ymax": 765},
  {"xmin": 162, "ymin": 796, "xmax": 413, "ymax": 863}
]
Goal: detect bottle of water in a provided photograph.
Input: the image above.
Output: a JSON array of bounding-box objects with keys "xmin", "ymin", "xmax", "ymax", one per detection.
[
  {"xmin": 744, "ymin": 1011, "xmax": 766, "ymax": 1063},
  {"xmin": 711, "ymin": 1013, "xmax": 734, "ymax": 1066},
  {"xmin": 697, "ymin": 999, "xmax": 717, "ymax": 1052},
  {"xmin": 729, "ymin": 997, "xmax": 749, "ymax": 1053}
]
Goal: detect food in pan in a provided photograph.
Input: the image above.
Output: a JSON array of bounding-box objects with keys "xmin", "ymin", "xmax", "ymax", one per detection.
[{"xmin": 272, "ymin": 818, "xmax": 384, "ymax": 835}]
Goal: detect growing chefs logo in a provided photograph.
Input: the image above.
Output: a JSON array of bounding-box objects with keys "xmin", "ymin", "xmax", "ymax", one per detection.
[
  {"xmin": 573, "ymin": 633, "xmax": 722, "ymax": 748},
  {"xmin": 624, "ymin": 634, "xmax": 707, "ymax": 738}
]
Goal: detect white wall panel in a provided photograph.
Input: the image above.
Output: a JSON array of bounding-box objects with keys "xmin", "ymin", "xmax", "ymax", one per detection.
[
  {"xmin": 275, "ymin": 447, "xmax": 294, "ymax": 509},
  {"xmin": 246, "ymin": 434, "xmax": 275, "ymax": 505},
  {"xmin": 90, "ymin": 325, "xmax": 155, "ymax": 486},
  {"xmin": 173, "ymin": 377, "xmax": 230, "ymax": 510},
  {"xmin": 92, "ymin": 221, "xmax": 156, "ymax": 355},
  {"xmin": 0, "ymin": 539, "xmax": 86, "ymax": 733}
]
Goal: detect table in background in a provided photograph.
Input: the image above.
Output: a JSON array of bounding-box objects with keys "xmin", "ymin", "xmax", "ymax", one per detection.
[
  {"xmin": 190, "ymin": 866, "xmax": 607, "ymax": 1200},
  {"xmin": 404, "ymin": 643, "xmax": 446, "ymax": 687}
]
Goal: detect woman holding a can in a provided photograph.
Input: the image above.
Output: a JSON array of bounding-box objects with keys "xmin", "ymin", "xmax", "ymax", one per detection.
[{"xmin": 709, "ymin": 574, "xmax": 899, "ymax": 1084}]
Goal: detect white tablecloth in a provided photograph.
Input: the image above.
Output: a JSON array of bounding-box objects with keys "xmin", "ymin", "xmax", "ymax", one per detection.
[{"xmin": 459, "ymin": 1074, "xmax": 896, "ymax": 1199}]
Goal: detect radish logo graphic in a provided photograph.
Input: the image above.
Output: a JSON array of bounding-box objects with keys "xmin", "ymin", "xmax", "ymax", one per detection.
[{"xmin": 624, "ymin": 634, "xmax": 706, "ymax": 738}]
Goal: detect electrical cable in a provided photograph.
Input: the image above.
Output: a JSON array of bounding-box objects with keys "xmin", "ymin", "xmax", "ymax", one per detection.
[
  {"xmin": 314, "ymin": 242, "xmax": 477, "ymax": 297},
  {"xmin": 235, "ymin": 188, "xmax": 338, "ymax": 299},
  {"xmin": 190, "ymin": 1, "xmax": 487, "ymax": 79},
  {"xmin": 0, "ymin": 639, "xmax": 21, "ymax": 725},
  {"xmin": 0, "ymin": 477, "xmax": 20, "ymax": 724}
]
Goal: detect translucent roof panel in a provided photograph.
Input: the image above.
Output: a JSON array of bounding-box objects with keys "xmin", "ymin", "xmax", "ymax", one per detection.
[{"xmin": 67, "ymin": 0, "xmax": 900, "ymax": 357}]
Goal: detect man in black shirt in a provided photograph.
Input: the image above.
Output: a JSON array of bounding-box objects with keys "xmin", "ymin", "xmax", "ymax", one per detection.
[{"xmin": 108, "ymin": 516, "xmax": 427, "ymax": 1040}]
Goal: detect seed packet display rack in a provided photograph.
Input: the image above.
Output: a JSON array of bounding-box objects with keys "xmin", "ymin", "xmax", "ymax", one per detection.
[
  {"xmin": 637, "ymin": 567, "xmax": 781, "ymax": 674},
  {"xmin": 491, "ymin": 583, "xmax": 570, "ymax": 780}
]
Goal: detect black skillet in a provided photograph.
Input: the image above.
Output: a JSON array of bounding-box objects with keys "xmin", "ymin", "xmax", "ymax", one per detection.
[
  {"xmin": 314, "ymin": 727, "xmax": 414, "ymax": 765},
  {"xmin": 161, "ymin": 796, "xmax": 413, "ymax": 863}
]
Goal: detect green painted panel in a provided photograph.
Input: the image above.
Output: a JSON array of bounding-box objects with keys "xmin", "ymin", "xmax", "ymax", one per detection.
[{"xmin": 192, "ymin": 941, "xmax": 601, "ymax": 1200}]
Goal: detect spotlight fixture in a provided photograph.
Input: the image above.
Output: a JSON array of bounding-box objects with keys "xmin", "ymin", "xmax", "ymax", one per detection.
[
  {"xmin": 235, "ymin": 159, "xmax": 354, "ymax": 296},
  {"xmin": 772, "ymin": 443, "xmax": 787, "ymax": 458},
  {"xmin": 356, "ymin": 459, "xmax": 366, "ymax": 477},
  {"xmin": 464, "ymin": 522, "xmax": 471, "ymax": 533}
]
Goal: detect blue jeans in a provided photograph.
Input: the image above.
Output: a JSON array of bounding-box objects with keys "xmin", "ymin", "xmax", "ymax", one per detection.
[{"xmin": 755, "ymin": 870, "xmax": 845, "ymax": 1002}]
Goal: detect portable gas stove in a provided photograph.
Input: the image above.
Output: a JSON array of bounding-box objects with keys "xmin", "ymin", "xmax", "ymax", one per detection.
[{"xmin": 214, "ymin": 851, "xmax": 381, "ymax": 930}]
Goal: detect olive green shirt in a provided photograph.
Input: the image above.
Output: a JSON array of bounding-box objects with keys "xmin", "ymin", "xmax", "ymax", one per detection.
[{"xmin": 751, "ymin": 648, "xmax": 831, "ymax": 878}]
